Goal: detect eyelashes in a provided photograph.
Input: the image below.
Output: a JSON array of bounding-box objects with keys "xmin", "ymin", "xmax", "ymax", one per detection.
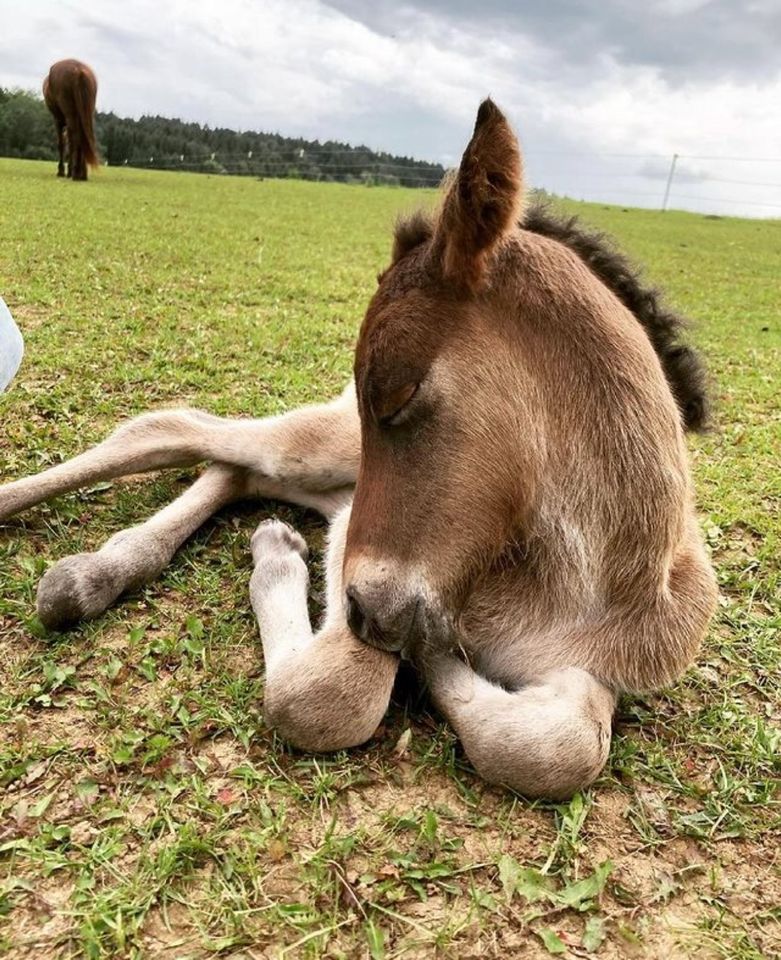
[{"xmin": 376, "ymin": 381, "xmax": 420, "ymax": 427}]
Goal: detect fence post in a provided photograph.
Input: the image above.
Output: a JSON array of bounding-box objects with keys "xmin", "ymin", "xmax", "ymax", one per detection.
[{"xmin": 662, "ymin": 153, "xmax": 678, "ymax": 211}]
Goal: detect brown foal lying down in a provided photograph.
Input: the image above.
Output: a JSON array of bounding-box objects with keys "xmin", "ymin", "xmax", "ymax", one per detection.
[{"xmin": 0, "ymin": 101, "xmax": 717, "ymax": 799}]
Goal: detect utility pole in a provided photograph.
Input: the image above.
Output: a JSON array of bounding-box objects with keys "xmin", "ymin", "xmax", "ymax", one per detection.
[{"xmin": 662, "ymin": 153, "xmax": 678, "ymax": 212}]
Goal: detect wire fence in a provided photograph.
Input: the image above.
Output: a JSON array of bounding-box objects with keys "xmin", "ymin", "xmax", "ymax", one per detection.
[
  {"xmin": 523, "ymin": 149, "xmax": 781, "ymax": 216},
  {"xmin": 110, "ymin": 147, "xmax": 446, "ymax": 188},
  {"xmin": 109, "ymin": 147, "xmax": 781, "ymax": 216}
]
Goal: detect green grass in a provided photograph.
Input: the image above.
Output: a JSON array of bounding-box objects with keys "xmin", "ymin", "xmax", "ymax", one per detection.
[{"xmin": 0, "ymin": 158, "xmax": 779, "ymax": 959}]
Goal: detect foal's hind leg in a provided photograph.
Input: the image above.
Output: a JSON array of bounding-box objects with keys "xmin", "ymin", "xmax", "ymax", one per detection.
[
  {"xmin": 0, "ymin": 384, "xmax": 359, "ymax": 521},
  {"xmin": 427, "ymin": 657, "xmax": 616, "ymax": 800},
  {"xmin": 0, "ymin": 409, "xmax": 216, "ymax": 520},
  {"xmin": 35, "ymin": 471, "xmax": 354, "ymax": 631},
  {"xmin": 36, "ymin": 464, "xmax": 247, "ymax": 630},
  {"xmin": 250, "ymin": 507, "xmax": 398, "ymax": 750}
]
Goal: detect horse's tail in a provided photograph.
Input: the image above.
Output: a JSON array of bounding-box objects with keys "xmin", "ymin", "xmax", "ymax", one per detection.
[{"xmin": 73, "ymin": 68, "xmax": 99, "ymax": 169}]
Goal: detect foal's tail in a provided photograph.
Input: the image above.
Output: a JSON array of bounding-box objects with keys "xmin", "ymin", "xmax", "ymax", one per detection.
[{"xmin": 73, "ymin": 68, "xmax": 99, "ymax": 169}]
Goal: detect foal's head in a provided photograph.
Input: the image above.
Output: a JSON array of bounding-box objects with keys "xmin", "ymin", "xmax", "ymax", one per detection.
[
  {"xmin": 343, "ymin": 99, "xmax": 537, "ymax": 652},
  {"xmin": 342, "ymin": 99, "xmax": 697, "ymax": 655}
]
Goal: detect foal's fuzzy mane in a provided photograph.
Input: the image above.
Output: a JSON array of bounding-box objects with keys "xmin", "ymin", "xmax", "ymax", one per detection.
[{"xmin": 392, "ymin": 203, "xmax": 710, "ymax": 432}]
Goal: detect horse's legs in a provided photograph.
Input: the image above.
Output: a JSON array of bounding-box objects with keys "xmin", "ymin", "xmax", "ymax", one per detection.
[
  {"xmin": 62, "ymin": 104, "xmax": 86, "ymax": 181},
  {"xmin": 427, "ymin": 656, "xmax": 616, "ymax": 800},
  {"xmin": 250, "ymin": 507, "xmax": 399, "ymax": 750},
  {"xmin": 36, "ymin": 464, "xmax": 247, "ymax": 629},
  {"xmin": 55, "ymin": 117, "xmax": 66, "ymax": 177},
  {"xmin": 73, "ymin": 133, "xmax": 86, "ymax": 182},
  {"xmin": 0, "ymin": 384, "xmax": 359, "ymax": 522},
  {"xmin": 66, "ymin": 120, "xmax": 76, "ymax": 179}
]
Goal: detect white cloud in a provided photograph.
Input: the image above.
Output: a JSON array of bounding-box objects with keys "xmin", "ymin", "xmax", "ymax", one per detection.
[{"xmin": 2, "ymin": 0, "xmax": 779, "ymax": 215}]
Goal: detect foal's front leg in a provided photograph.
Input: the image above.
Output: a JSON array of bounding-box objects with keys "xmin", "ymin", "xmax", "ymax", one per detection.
[
  {"xmin": 250, "ymin": 507, "xmax": 399, "ymax": 751},
  {"xmin": 427, "ymin": 656, "xmax": 616, "ymax": 800}
]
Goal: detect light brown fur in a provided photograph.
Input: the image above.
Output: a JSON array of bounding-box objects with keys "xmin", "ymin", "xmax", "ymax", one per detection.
[{"xmin": 0, "ymin": 101, "xmax": 717, "ymax": 800}]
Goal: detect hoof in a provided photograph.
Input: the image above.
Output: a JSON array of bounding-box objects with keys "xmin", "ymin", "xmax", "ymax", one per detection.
[
  {"xmin": 37, "ymin": 553, "xmax": 120, "ymax": 630},
  {"xmin": 250, "ymin": 519, "xmax": 308, "ymax": 565}
]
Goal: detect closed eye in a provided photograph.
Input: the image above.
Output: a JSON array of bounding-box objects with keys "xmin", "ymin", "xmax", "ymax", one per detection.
[{"xmin": 376, "ymin": 381, "xmax": 420, "ymax": 427}]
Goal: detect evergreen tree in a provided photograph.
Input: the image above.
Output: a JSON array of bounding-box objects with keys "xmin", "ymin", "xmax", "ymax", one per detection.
[{"xmin": 0, "ymin": 88, "xmax": 444, "ymax": 187}]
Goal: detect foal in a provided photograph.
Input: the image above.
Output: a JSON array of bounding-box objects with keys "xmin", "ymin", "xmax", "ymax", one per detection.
[
  {"xmin": 43, "ymin": 59, "xmax": 99, "ymax": 181},
  {"xmin": 0, "ymin": 101, "xmax": 717, "ymax": 799}
]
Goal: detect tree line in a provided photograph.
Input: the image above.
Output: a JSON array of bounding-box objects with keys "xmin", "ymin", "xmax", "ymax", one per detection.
[{"xmin": 0, "ymin": 87, "xmax": 445, "ymax": 187}]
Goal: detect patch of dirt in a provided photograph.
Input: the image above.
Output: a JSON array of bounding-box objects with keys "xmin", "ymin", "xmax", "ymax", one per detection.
[
  {"xmin": 9, "ymin": 304, "xmax": 51, "ymax": 333},
  {"xmin": 141, "ymin": 902, "xmax": 208, "ymax": 957},
  {"xmin": 1, "ymin": 876, "xmax": 76, "ymax": 960},
  {"xmin": 1, "ymin": 703, "xmax": 99, "ymax": 755},
  {"xmin": 198, "ymin": 735, "xmax": 249, "ymax": 775}
]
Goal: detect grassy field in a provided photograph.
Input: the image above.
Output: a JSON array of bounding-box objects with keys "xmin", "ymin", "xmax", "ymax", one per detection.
[{"xmin": 0, "ymin": 158, "xmax": 778, "ymax": 959}]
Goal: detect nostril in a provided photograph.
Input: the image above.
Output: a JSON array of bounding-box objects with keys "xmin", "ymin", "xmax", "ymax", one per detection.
[{"xmin": 345, "ymin": 585, "xmax": 368, "ymax": 639}]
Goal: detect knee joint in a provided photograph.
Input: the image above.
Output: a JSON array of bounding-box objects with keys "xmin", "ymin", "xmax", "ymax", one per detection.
[
  {"xmin": 263, "ymin": 671, "xmax": 384, "ymax": 753},
  {"xmin": 467, "ymin": 714, "xmax": 612, "ymax": 801}
]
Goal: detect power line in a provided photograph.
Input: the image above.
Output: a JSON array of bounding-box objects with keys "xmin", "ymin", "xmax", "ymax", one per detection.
[
  {"xmin": 124, "ymin": 159, "xmax": 443, "ymax": 175},
  {"xmin": 525, "ymin": 149, "xmax": 781, "ymax": 163},
  {"xmin": 116, "ymin": 148, "xmax": 444, "ymax": 166},
  {"xmin": 670, "ymin": 194, "xmax": 781, "ymax": 209},
  {"xmin": 127, "ymin": 154, "xmax": 440, "ymax": 167},
  {"xmin": 109, "ymin": 146, "xmax": 781, "ymax": 214},
  {"xmin": 690, "ymin": 176, "xmax": 781, "ymax": 189},
  {"xmin": 679, "ymin": 154, "xmax": 781, "ymax": 163}
]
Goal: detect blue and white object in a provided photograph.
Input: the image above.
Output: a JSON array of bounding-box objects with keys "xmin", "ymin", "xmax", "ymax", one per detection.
[{"xmin": 0, "ymin": 296, "xmax": 23, "ymax": 391}]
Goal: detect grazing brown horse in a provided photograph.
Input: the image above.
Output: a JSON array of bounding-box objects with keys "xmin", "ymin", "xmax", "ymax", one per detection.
[
  {"xmin": 0, "ymin": 100, "xmax": 717, "ymax": 799},
  {"xmin": 43, "ymin": 59, "xmax": 99, "ymax": 180}
]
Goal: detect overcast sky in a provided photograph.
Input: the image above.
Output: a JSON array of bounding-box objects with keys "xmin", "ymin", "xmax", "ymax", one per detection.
[{"xmin": 3, "ymin": 0, "xmax": 780, "ymax": 216}]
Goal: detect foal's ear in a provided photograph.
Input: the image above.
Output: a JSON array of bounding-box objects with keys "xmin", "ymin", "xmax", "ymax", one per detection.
[{"xmin": 435, "ymin": 99, "xmax": 524, "ymax": 292}]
